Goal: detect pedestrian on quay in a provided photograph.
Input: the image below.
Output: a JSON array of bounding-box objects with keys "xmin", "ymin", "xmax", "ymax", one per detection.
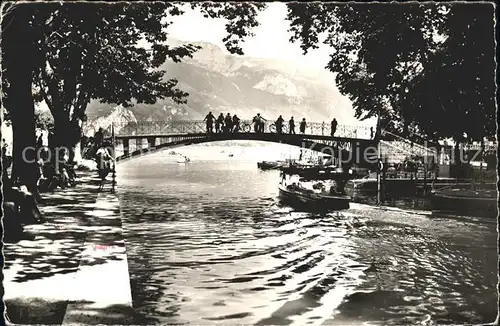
[
  {"xmin": 224, "ymin": 113, "xmax": 233, "ymax": 133},
  {"xmin": 203, "ymin": 111, "xmax": 215, "ymax": 133},
  {"xmin": 300, "ymin": 118, "xmax": 307, "ymax": 134},
  {"xmin": 276, "ymin": 115, "xmax": 284, "ymax": 134},
  {"xmin": 36, "ymin": 133, "xmax": 43, "ymax": 152},
  {"xmin": 216, "ymin": 113, "xmax": 224, "ymax": 133},
  {"xmin": 232, "ymin": 114, "xmax": 241, "ymax": 133},
  {"xmin": 289, "ymin": 117, "xmax": 296, "ymax": 134},
  {"xmin": 331, "ymin": 118, "xmax": 338, "ymax": 137},
  {"xmin": 94, "ymin": 127, "xmax": 104, "ymax": 147},
  {"xmin": 321, "ymin": 121, "xmax": 325, "ymax": 135},
  {"xmin": 370, "ymin": 126, "xmax": 374, "ymax": 140}
]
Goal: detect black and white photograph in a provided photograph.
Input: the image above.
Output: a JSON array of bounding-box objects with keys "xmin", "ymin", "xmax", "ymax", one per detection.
[{"xmin": 1, "ymin": 1, "xmax": 497, "ymax": 325}]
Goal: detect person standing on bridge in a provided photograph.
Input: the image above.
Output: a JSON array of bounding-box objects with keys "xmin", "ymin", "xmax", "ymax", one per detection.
[
  {"xmin": 203, "ymin": 111, "xmax": 215, "ymax": 133},
  {"xmin": 252, "ymin": 114, "xmax": 259, "ymax": 133},
  {"xmin": 331, "ymin": 118, "xmax": 338, "ymax": 137},
  {"xmin": 232, "ymin": 114, "xmax": 241, "ymax": 133},
  {"xmin": 258, "ymin": 114, "xmax": 267, "ymax": 133},
  {"xmin": 299, "ymin": 118, "xmax": 307, "ymax": 134},
  {"xmin": 275, "ymin": 115, "xmax": 284, "ymax": 134},
  {"xmin": 216, "ymin": 113, "xmax": 224, "ymax": 133},
  {"xmin": 253, "ymin": 113, "xmax": 264, "ymax": 133},
  {"xmin": 224, "ymin": 113, "xmax": 233, "ymax": 133},
  {"xmin": 289, "ymin": 117, "xmax": 296, "ymax": 134}
]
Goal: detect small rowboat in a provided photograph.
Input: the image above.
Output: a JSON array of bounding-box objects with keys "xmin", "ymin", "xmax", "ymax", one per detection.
[{"xmin": 176, "ymin": 156, "xmax": 191, "ymax": 163}]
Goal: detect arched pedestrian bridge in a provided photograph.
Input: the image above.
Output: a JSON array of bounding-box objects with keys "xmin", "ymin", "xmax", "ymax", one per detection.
[{"xmin": 99, "ymin": 120, "xmax": 376, "ymax": 164}]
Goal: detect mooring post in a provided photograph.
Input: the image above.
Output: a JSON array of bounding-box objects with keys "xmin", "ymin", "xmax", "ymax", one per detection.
[
  {"xmin": 147, "ymin": 136, "xmax": 156, "ymax": 149},
  {"xmin": 423, "ymin": 158, "xmax": 427, "ymax": 196},
  {"xmin": 377, "ymin": 139, "xmax": 382, "ymax": 205},
  {"xmin": 111, "ymin": 123, "xmax": 116, "ymax": 194},
  {"xmin": 123, "ymin": 138, "xmax": 129, "ymax": 157}
]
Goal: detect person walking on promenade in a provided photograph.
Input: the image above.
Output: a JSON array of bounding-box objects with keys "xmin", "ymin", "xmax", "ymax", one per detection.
[
  {"xmin": 36, "ymin": 133, "xmax": 43, "ymax": 152},
  {"xmin": 370, "ymin": 126, "xmax": 374, "ymax": 140},
  {"xmin": 300, "ymin": 118, "xmax": 307, "ymax": 134},
  {"xmin": 289, "ymin": 117, "xmax": 296, "ymax": 134},
  {"xmin": 321, "ymin": 121, "xmax": 325, "ymax": 135},
  {"xmin": 232, "ymin": 114, "xmax": 241, "ymax": 133},
  {"xmin": 216, "ymin": 113, "xmax": 224, "ymax": 133},
  {"xmin": 224, "ymin": 113, "xmax": 233, "ymax": 133},
  {"xmin": 2, "ymin": 140, "xmax": 12, "ymax": 173},
  {"xmin": 203, "ymin": 111, "xmax": 215, "ymax": 133},
  {"xmin": 331, "ymin": 118, "xmax": 338, "ymax": 137},
  {"xmin": 276, "ymin": 115, "xmax": 284, "ymax": 134},
  {"xmin": 94, "ymin": 127, "xmax": 104, "ymax": 147}
]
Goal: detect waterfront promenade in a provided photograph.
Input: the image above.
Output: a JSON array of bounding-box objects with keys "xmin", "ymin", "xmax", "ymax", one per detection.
[{"xmin": 2, "ymin": 172, "xmax": 134, "ymax": 325}]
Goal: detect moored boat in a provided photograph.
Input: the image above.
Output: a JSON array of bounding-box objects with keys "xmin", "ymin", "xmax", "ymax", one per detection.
[
  {"xmin": 430, "ymin": 183, "xmax": 497, "ymax": 218},
  {"xmin": 344, "ymin": 175, "xmax": 475, "ymax": 201}
]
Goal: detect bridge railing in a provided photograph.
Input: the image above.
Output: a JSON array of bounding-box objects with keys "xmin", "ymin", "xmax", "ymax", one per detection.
[{"xmin": 85, "ymin": 120, "xmax": 372, "ymax": 139}]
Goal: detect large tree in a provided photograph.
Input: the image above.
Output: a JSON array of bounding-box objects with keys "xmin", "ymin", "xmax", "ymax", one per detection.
[
  {"xmin": 286, "ymin": 3, "xmax": 495, "ymax": 143},
  {"xmin": 32, "ymin": 2, "xmax": 266, "ymax": 154},
  {"xmin": 2, "ymin": 3, "xmax": 39, "ymax": 193},
  {"xmin": 1, "ymin": 2, "xmax": 266, "ymax": 191}
]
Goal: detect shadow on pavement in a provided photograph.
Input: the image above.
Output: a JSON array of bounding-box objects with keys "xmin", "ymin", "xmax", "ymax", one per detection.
[
  {"xmin": 4, "ymin": 298, "xmax": 68, "ymax": 325},
  {"xmin": 63, "ymin": 302, "xmax": 136, "ymax": 325},
  {"xmin": 5, "ymin": 299, "xmax": 135, "ymax": 325},
  {"xmin": 4, "ymin": 176, "xmax": 123, "ymax": 283},
  {"xmin": 3, "ymin": 173, "xmax": 128, "ymax": 325}
]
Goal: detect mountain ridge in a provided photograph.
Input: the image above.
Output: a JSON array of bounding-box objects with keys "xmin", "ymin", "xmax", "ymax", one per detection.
[{"xmin": 85, "ymin": 38, "xmax": 362, "ymax": 127}]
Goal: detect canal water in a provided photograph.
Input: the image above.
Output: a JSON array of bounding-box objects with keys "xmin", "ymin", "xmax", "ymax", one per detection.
[{"xmin": 116, "ymin": 143, "xmax": 497, "ymax": 325}]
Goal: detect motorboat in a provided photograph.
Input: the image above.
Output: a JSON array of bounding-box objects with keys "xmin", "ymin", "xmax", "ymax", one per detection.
[
  {"xmin": 257, "ymin": 160, "xmax": 285, "ymax": 170},
  {"xmin": 278, "ymin": 173, "xmax": 350, "ymax": 211},
  {"xmin": 430, "ymin": 183, "xmax": 497, "ymax": 218}
]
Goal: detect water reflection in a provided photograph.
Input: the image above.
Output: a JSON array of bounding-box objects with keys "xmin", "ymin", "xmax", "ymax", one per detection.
[{"xmin": 117, "ymin": 150, "xmax": 497, "ymax": 325}]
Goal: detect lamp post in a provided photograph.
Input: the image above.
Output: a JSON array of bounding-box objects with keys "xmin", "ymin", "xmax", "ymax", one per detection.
[
  {"xmin": 111, "ymin": 122, "xmax": 116, "ymax": 194},
  {"xmin": 376, "ymin": 108, "xmax": 382, "ymax": 205}
]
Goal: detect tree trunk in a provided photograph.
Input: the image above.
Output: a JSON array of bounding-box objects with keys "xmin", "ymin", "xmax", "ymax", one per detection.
[
  {"xmin": 51, "ymin": 112, "xmax": 83, "ymax": 164},
  {"xmin": 3, "ymin": 5, "xmax": 39, "ymax": 196}
]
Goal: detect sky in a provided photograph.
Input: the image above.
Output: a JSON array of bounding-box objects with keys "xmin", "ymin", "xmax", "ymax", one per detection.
[
  {"xmin": 164, "ymin": 3, "xmax": 375, "ymax": 127},
  {"xmin": 165, "ymin": 3, "xmax": 332, "ymax": 70}
]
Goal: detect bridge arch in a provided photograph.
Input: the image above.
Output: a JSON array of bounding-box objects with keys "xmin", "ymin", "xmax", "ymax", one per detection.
[{"xmin": 113, "ymin": 132, "xmax": 376, "ymax": 166}]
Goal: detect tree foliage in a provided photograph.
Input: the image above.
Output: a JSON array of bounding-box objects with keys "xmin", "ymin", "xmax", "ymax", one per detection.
[
  {"xmin": 286, "ymin": 3, "xmax": 495, "ymax": 142},
  {"xmin": 4, "ymin": 2, "xmax": 267, "ymax": 147},
  {"xmin": 1, "ymin": 1, "xmax": 266, "ymax": 189}
]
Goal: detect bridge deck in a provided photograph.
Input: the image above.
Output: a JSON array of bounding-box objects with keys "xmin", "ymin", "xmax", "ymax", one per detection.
[{"xmin": 114, "ymin": 132, "xmax": 376, "ymax": 145}]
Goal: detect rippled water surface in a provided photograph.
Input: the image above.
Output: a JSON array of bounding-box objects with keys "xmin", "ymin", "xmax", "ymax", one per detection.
[{"xmin": 117, "ymin": 147, "xmax": 497, "ymax": 325}]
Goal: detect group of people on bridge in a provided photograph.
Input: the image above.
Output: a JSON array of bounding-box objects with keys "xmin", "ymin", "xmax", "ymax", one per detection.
[
  {"xmin": 203, "ymin": 112, "xmax": 244, "ymax": 134},
  {"xmin": 204, "ymin": 111, "xmax": 340, "ymax": 136}
]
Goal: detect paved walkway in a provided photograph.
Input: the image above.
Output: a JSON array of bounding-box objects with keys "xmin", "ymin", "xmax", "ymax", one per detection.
[{"xmin": 3, "ymin": 173, "xmax": 134, "ymax": 325}]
